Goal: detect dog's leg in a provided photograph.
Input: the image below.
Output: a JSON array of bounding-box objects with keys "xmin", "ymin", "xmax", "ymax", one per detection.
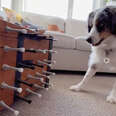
[
  {"xmin": 70, "ymin": 64, "xmax": 97, "ymax": 91},
  {"xmin": 106, "ymin": 80, "xmax": 116, "ymax": 104}
]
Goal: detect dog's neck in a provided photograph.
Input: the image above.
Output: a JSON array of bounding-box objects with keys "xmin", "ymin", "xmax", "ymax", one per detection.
[
  {"xmin": 91, "ymin": 35, "xmax": 116, "ymax": 57},
  {"xmin": 92, "ymin": 35, "xmax": 116, "ymax": 49}
]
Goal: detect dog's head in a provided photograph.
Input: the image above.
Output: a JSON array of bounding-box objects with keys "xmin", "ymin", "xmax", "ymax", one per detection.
[{"xmin": 87, "ymin": 6, "xmax": 116, "ymax": 46}]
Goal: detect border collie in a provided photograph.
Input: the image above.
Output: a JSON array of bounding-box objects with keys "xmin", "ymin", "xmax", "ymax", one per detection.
[{"xmin": 70, "ymin": 6, "xmax": 116, "ymax": 104}]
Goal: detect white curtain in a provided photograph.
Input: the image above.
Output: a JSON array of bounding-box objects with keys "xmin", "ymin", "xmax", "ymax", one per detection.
[
  {"xmin": 72, "ymin": 0, "xmax": 93, "ymax": 20},
  {"xmin": 22, "ymin": 0, "xmax": 105, "ymax": 20},
  {"xmin": 1, "ymin": 0, "xmax": 12, "ymax": 9},
  {"xmin": 0, "ymin": 0, "xmax": 1, "ymax": 10},
  {"xmin": 23, "ymin": 0, "xmax": 68, "ymax": 19},
  {"xmin": 12, "ymin": 0, "xmax": 23, "ymax": 12}
]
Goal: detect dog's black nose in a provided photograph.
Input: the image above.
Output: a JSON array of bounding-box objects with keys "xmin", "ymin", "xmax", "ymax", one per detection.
[{"xmin": 86, "ymin": 37, "xmax": 92, "ymax": 44}]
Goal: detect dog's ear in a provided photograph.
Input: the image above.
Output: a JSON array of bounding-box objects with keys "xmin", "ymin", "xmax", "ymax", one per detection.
[
  {"xmin": 111, "ymin": 13, "xmax": 116, "ymax": 35},
  {"xmin": 88, "ymin": 9, "xmax": 100, "ymax": 33},
  {"xmin": 88, "ymin": 11, "xmax": 96, "ymax": 32},
  {"xmin": 88, "ymin": 12, "xmax": 93, "ymax": 32}
]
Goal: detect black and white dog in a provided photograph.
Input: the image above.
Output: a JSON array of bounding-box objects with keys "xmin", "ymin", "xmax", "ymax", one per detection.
[{"xmin": 70, "ymin": 6, "xmax": 116, "ymax": 104}]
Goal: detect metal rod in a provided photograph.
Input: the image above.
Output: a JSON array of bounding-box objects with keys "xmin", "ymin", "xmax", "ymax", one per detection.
[
  {"xmin": 26, "ymin": 88, "xmax": 42, "ymax": 98},
  {"xmin": 0, "ymin": 82, "xmax": 22, "ymax": 93},
  {"xmin": 6, "ymin": 26, "xmax": 27, "ymax": 34},
  {"xmin": 2, "ymin": 64, "xmax": 24, "ymax": 73},
  {"xmin": 3, "ymin": 45, "xmax": 25, "ymax": 53},
  {"xmin": 15, "ymin": 95, "xmax": 32, "ymax": 104},
  {"xmin": 0, "ymin": 100, "xmax": 19, "ymax": 116}
]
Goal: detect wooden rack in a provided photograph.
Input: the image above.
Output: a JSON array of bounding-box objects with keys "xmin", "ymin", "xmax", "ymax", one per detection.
[{"xmin": 0, "ymin": 19, "xmax": 54, "ymax": 112}]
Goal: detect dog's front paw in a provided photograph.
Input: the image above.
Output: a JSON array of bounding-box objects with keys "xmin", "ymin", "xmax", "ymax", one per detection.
[
  {"xmin": 69, "ymin": 84, "xmax": 82, "ymax": 92},
  {"xmin": 106, "ymin": 95, "xmax": 116, "ymax": 104}
]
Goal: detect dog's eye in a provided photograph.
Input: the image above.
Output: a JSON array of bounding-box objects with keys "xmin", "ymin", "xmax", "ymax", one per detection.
[{"xmin": 96, "ymin": 23, "xmax": 105, "ymax": 32}]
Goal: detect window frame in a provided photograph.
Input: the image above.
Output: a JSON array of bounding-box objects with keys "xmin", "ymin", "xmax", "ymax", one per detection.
[{"xmin": 0, "ymin": 0, "xmax": 104, "ymax": 20}]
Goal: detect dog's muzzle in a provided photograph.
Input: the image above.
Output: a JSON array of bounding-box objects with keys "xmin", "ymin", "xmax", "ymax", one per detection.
[
  {"xmin": 86, "ymin": 37, "xmax": 93, "ymax": 44},
  {"xmin": 86, "ymin": 37, "xmax": 104, "ymax": 46}
]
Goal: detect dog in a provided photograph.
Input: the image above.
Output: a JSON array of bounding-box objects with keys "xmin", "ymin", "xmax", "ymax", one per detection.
[{"xmin": 70, "ymin": 6, "xmax": 116, "ymax": 104}]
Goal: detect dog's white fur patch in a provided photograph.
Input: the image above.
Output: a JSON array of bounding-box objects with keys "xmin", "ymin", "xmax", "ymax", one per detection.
[{"xmin": 70, "ymin": 35, "xmax": 116, "ymax": 104}]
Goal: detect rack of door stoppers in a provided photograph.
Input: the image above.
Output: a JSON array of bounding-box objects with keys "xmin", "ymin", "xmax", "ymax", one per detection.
[{"xmin": 0, "ymin": 19, "xmax": 56, "ymax": 116}]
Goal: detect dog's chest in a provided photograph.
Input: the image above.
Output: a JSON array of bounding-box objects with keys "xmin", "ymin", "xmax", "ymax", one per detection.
[
  {"xmin": 92, "ymin": 47, "xmax": 116, "ymax": 64},
  {"xmin": 105, "ymin": 49, "xmax": 113, "ymax": 57},
  {"xmin": 100, "ymin": 48, "xmax": 116, "ymax": 65}
]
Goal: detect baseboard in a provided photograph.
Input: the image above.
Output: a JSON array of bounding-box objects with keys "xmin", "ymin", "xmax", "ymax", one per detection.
[{"xmin": 50, "ymin": 69, "xmax": 116, "ymax": 77}]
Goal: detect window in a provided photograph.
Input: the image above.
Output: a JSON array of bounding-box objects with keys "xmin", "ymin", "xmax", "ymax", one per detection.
[
  {"xmin": 24, "ymin": 0, "xmax": 68, "ymax": 19},
  {"xmin": 1, "ymin": 0, "xmax": 12, "ymax": 9},
  {"xmin": 72, "ymin": 0, "xmax": 93, "ymax": 21}
]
